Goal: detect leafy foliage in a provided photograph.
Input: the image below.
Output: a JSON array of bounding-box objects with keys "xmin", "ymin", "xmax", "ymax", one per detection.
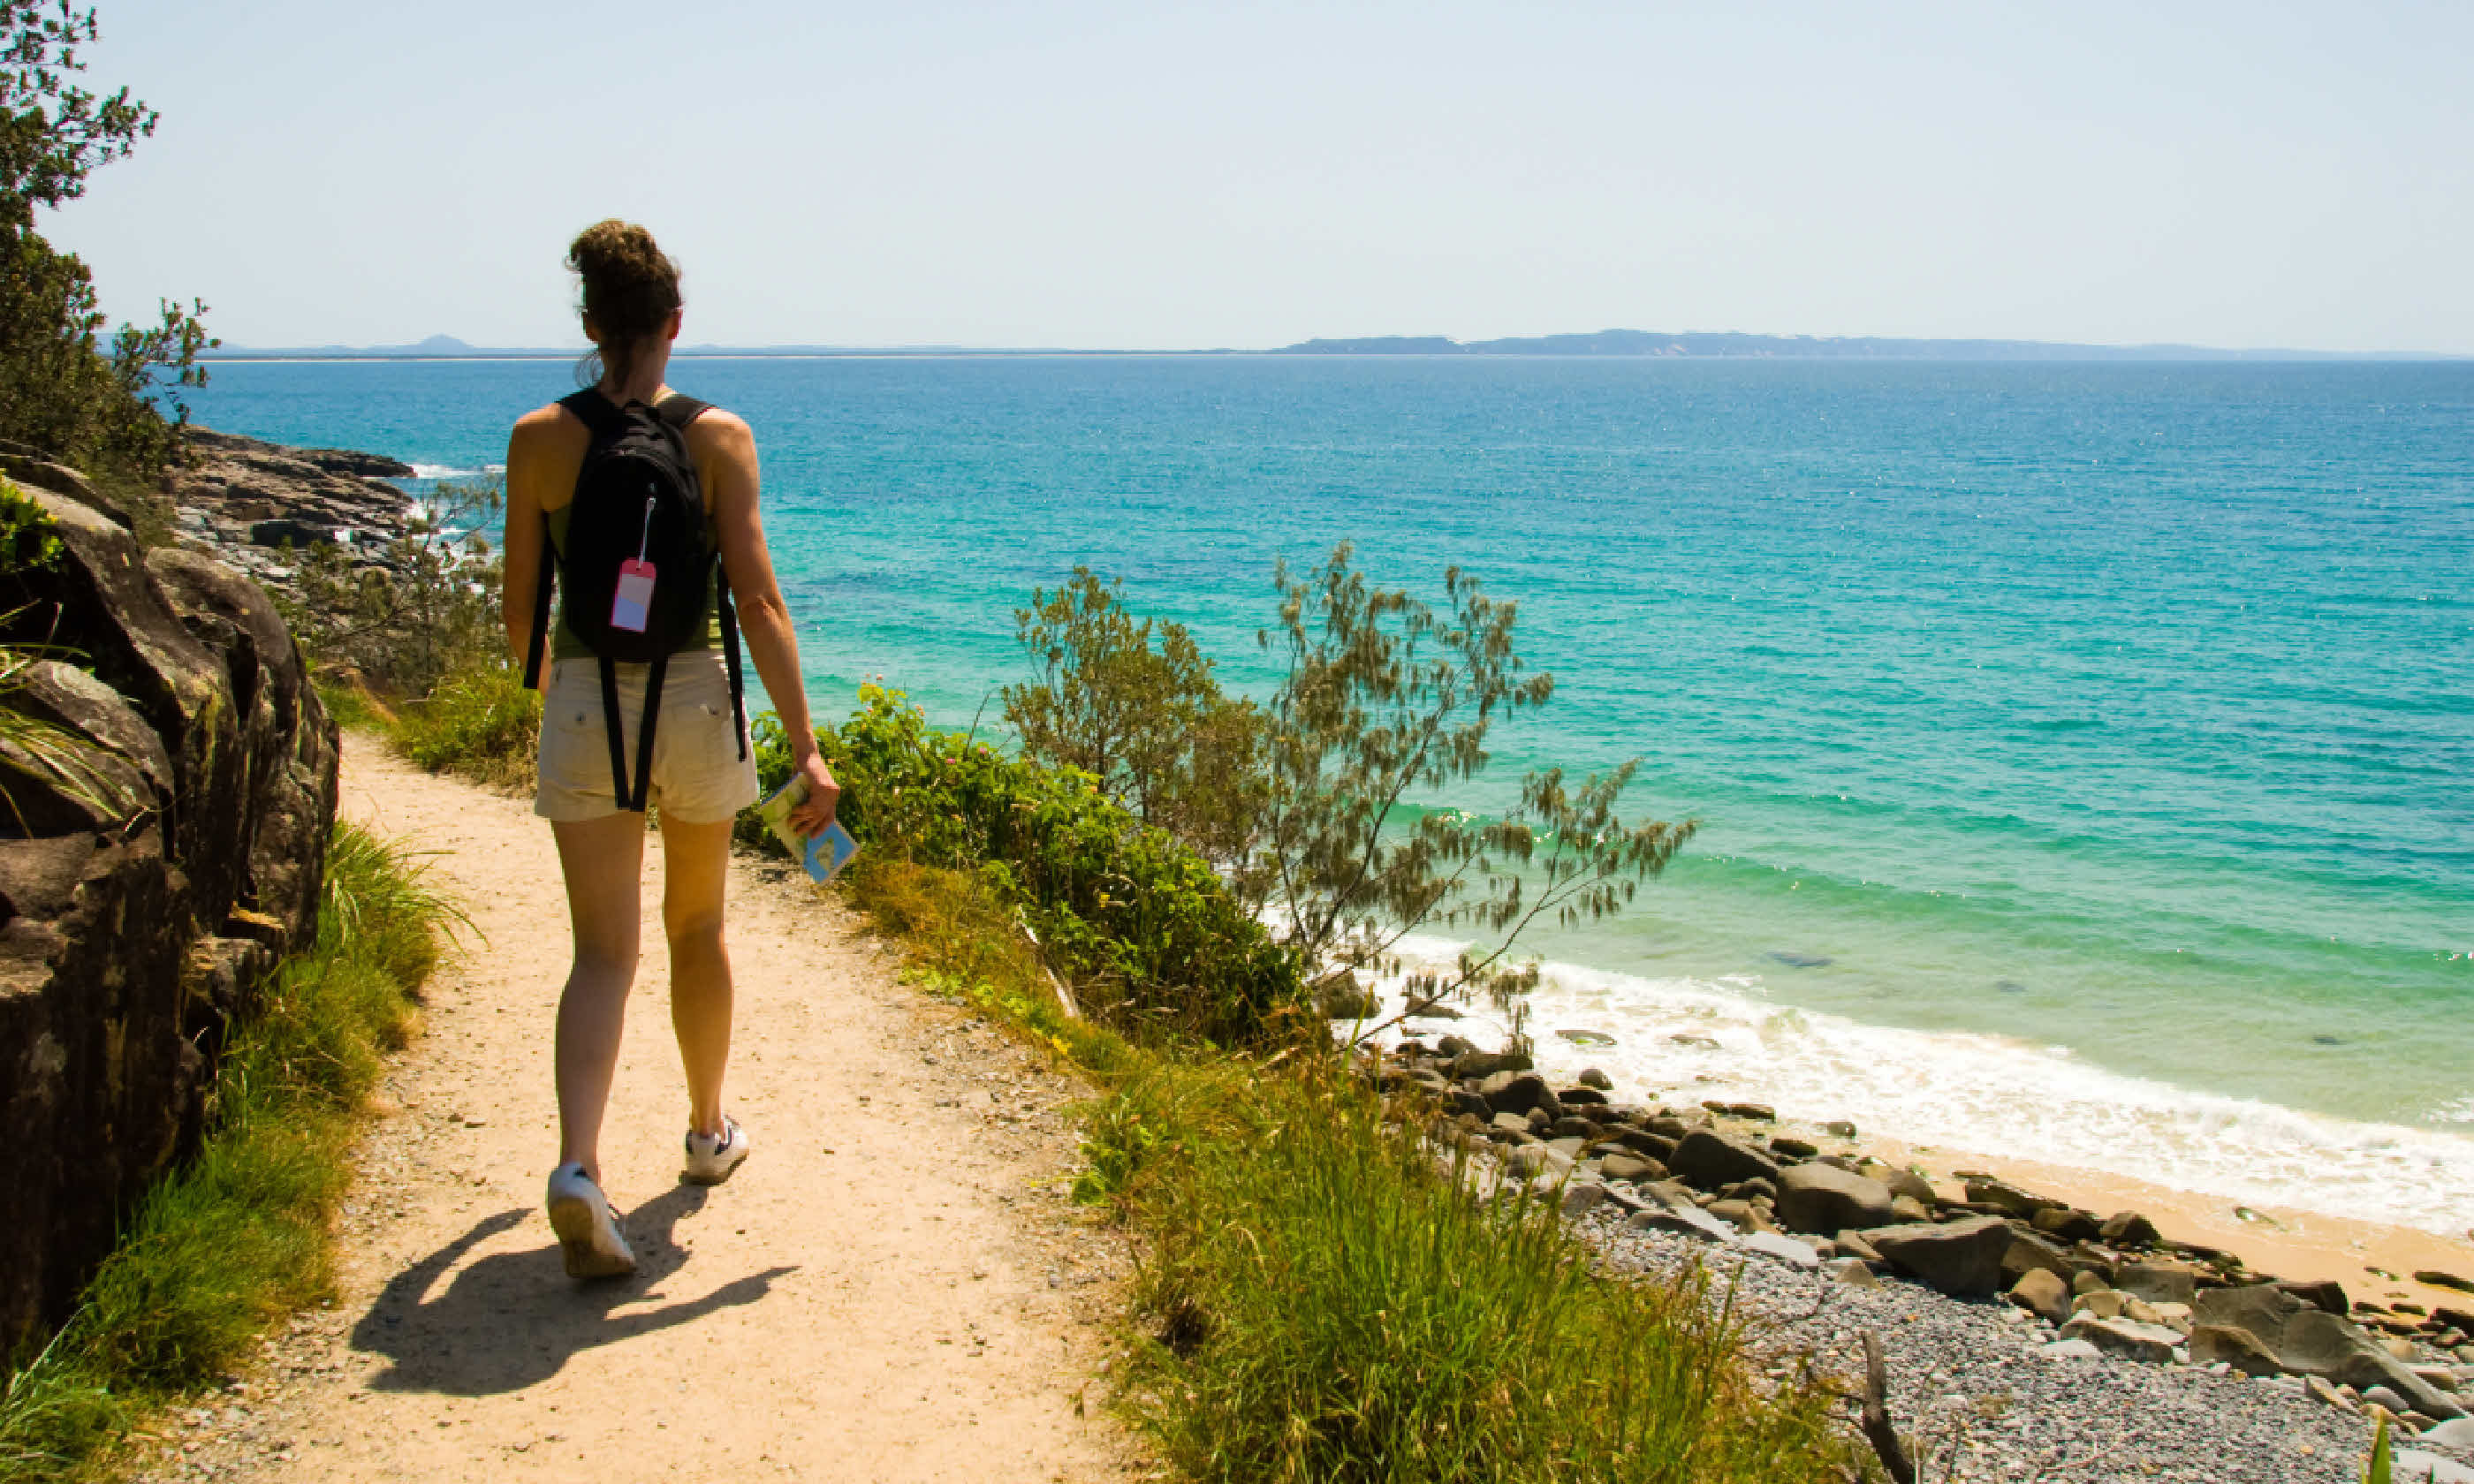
[
  {"xmin": 1005, "ymin": 568, "xmax": 1264, "ymax": 867},
  {"xmin": 0, "ymin": 3, "xmax": 212, "ymax": 476},
  {"xmin": 1248, "ymin": 544, "xmax": 1694, "ymax": 1023},
  {"xmin": 274, "ymin": 477, "xmax": 507, "ymax": 699},
  {"xmin": 746, "ymin": 685, "xmax": 1306, "ymax": 1046}
]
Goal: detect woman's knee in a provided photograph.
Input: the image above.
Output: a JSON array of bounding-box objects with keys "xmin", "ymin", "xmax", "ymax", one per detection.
[{"xmin": 663, "ymin": 903, "xmax": 725, "ymax": 952}]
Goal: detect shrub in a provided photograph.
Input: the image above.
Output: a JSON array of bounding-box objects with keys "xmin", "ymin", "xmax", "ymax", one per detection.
[
  {"xmin": 746, "ymin": 685, "xmax": 1305, "ymax": 1046},
  {"xmin": 391, "ymin": 659, "xmax": 539, "ymax": 791}
]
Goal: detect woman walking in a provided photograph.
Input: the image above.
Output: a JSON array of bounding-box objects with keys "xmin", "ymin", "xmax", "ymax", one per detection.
[{"xmin": 502, "ymin": 219, "xmax": 839, "ymax": 1278}]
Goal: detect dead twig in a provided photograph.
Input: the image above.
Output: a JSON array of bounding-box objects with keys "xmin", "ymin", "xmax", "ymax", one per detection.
[{"xmin": 1860, "ymin": 1330, "xmax": 1916, "ymax": 1484}]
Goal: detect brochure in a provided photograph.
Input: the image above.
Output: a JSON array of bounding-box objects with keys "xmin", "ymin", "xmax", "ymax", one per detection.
[{"xmin": 754, "ymin": 774, "xmax": 859, "ymax": 884}]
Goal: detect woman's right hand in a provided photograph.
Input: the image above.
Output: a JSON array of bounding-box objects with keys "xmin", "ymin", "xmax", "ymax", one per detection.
[{"xmin": 787, "ymin": 752, "xmax": 840, "ymax": 836}]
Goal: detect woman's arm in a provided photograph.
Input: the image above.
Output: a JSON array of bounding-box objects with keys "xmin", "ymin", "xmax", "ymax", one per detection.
[
  {"xmin": 501, "ymin": 409, "xmax": 559, "ymax": 665},
  {"xmin": 700, "ymin": 411, "xmax": 839, "ymax": 831}
]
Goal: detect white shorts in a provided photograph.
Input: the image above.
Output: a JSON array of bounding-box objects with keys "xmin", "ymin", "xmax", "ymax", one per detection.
[{"xmin": 534, "ymin": 650, "xmax": 760, "ymax": 824}]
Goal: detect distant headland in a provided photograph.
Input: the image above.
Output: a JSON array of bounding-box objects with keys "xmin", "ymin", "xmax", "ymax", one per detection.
[{"xmin": 201, "ymin": 330, "xmax": 2464, "ymax": 362}]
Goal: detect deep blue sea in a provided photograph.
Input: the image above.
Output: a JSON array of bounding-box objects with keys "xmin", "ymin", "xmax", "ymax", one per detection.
[{"xmin": 186, "ymin": 356, "xmax": 2474, "ymax": 1230}]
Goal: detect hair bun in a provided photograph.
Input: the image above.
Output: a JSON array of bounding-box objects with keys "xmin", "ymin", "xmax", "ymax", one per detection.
[{"xmin": 567, "ymin": 219, "xmax": 682, "ymax": 385}]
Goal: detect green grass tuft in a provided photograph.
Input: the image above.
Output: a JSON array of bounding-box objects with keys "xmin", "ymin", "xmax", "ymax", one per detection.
[
  {"xmin": 0, "ymin": 822, "xmax": 456, "ymax": 1483},
  {"xmin": 391, "ymin": 662, "xmax": 540, "ymax": 790}
]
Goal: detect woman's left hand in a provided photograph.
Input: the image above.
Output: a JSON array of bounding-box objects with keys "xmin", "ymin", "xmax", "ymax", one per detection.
[{"xmin": 788, "ymin": 753, "xmax": 840, "ymax": 836}]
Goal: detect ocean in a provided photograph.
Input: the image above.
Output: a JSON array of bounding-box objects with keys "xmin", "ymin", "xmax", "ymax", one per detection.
[{"xmin": 185, "ymin": 355, "xmax": 2474, "ymax": 1233}]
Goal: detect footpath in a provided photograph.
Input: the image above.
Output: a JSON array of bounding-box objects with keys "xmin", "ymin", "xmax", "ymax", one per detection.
[{"xmin": 158, "ymin": 740, "xmax": 1140, "ymax": 1484}]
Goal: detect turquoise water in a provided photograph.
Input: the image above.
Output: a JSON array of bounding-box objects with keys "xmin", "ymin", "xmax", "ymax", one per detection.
[{"xmin": 187, "ymin": 357, "xmax": 2474, "ymax": 1227}]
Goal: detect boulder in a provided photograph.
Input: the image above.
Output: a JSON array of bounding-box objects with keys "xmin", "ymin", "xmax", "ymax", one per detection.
[
  {"xmin": 1774, "ymin": 1162, "xmax": 1895, "ymax": 1236},
  {"xmin": 1628, "ymin": 1204, "xmax": 1739, "ymax": 1245},
  {"xmin": 2114, "ymin": 1262, "xmax": 2199, "ymax": 1306},
  {"xmin": 0, "ymin": 486, "xmax": 336, "ymax": 1354},
  {"xmin": 1859, "ymin": 1216, "xmax": 2015, "ymax": 1298},
  {"xmin": 1577, "ymin": 1066, "xmax": 1613, "ymax": 1090},
  {"xmin": 1825, "ymin": 1257, "xmax": 1880, "ymax": 1289},
  {"xmin": 1740, "ymin": 1231, "xmax": 1821, "ymax": 1268},
  {"xmin": 1667, "ymin": 1127, "xmax": 1781, "ymax": 1191},
  {"xmin": 2196, "ymin": 1285, "xmax": 2465, "ymax": 1420},
  {"xmin": 2059, "ymin": 1314, "xmax": 2183, "ymax": 1363},
  {"xmin": 1453, "ymin": 1050, "xmax": 1532, "ymax": 1079},
  {"xmin": 2008, "ymin": 1268, "xmax": 2072, "ymax": 1324},
  {"xmin": 2030, "ymin": 1207, "xmax": 2103, "ymax": 1243},
  {"xmin": 1560, "ymin": 1181, "xmax": 1610, "ymax": 1217},
  {"xmin": 1313, "ymin": 971, "xmax": 1380, "ymax": 1020},
  {"xmin": 2189, "ymin": 1322, "xmax": 2285, "ymax": 1377},
  {"xmin": 1964, "ymin": 1178, "xmax": 2056, "ymax": 1220},
  {"xmin": 2100, "ymin": 1211, "xmax": 2161, "ymax": 1247},
  {"xmin": 2392, "ymin": 1450, "xmax": 2474, "ymax": 1484},
  {"xmin": 2001, "ymin": 1226, "xmax": 2078, "ymax": 1287},
  {"xmin": 1597, "ymin": 1154, "xmax": 1665, "ymax": 1184}
]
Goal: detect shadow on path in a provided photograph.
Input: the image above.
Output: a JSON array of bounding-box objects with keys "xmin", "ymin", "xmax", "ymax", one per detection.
[{"xmin": 351, "ymin": 1185, "xmax": 797, "ymax": 1396}]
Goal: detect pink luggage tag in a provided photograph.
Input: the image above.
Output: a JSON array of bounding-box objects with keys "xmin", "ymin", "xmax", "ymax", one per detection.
[{"xmin": 611, "ymin": 490, "xmax": 657, "ymax": 633}]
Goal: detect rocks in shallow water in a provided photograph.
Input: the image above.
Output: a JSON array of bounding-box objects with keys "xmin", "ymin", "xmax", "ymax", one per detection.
[
  {"xmin": 1667, "ymin": 1128, "xmax": 1780, "ymax": 1190},
  {"xmin": 1577, "ymin": 1066, "xmax": 1613, "ymax": 1090},
  {"xmin": 2417, "ymin": 1271, "xmax": 2474, "ymax": 1297},
  {"xmin": 1823, "ymin": 1119, "xmax": 1857, "ymax": 1139},
  {"xmin": 2008, "ymin": 1268, "xmax": 2072, "ymax": 1324},
  {"xmin": 1774, "ymin": 1162, "xmax": 1895, "ymax": 1236},
  {"xmin": 2059, "ymin": 1314, "xmax": 2184, "ymax": 1363},
  {"xmin": 1767, "ymin": 950, "xmax": 1832, "ymax": 968},
  {"xmin": 2190, "ymin": 1322, "xmax": 2287, "ymax": 1376},
  {"xmin": 1860, "ymin": 1215, "xmax": 2015, "ymax": 1298},
  {"xmin": 1666, "ymin": 1032, "xmax": 1722, "ymax": 1050},
  {"xmin": 1437, "ymin": 1034, "xmax": 1477, "ymax": 1059},
  {"xmin": 1480, "ymin": 1071, "xmax": 1553, "ymax": 1116},
  {"xmin": 1769, "ymin": 1134, "xmax": 1819, "ymax": 1159},
  {"xmin": 1703, "ymin": 1100, "xmax": 1776, "ymax": 1122},
  {"xmin": 1556, "ymin": 1028, "xmax": 1615, "ymax": 1048},
  {"xmin": 1452, "ymin": 1050, "xmax": 1532, "ymax": 1080}
]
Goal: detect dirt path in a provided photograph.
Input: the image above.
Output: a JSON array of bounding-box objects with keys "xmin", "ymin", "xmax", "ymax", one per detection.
[{"xmin": 160, "ymin": 739, "xmax": 1142, "ymax": 1484}]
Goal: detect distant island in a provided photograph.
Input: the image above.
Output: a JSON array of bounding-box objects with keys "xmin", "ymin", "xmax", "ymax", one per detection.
[
  {"xmin": 202, "ymin": 330, "xmax": 2463, "ymax": 362},
  {"xmin": 1270, "ymin": 329, "xmax": 2458, "ymax": 361}
]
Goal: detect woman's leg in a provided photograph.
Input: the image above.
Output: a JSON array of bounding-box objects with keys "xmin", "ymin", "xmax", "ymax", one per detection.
[
  {"xmin": 658, "ymin": 812, "xmax": 736, "ymax": 1137},
  {"xmin": 552, "ymin": 813, "xmax": 648, "ymax": 1180}
]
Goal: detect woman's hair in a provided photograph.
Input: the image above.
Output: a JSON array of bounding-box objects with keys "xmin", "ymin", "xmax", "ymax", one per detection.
[{"xmin": 568, "ymin": 219, "xmax": 681, "ymax": 389}]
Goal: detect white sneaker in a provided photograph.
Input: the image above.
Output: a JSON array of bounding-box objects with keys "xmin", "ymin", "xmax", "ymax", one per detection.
[
  {"xmin": 683, "ymin": 1116, "xmax": 750, "ymax": 1185},
  {"xmin": 544, "ymin": 1162, "xmax": 636, "ymax": 1279}
]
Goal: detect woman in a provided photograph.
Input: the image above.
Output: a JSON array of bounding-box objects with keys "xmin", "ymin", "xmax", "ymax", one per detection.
[{"xmin": 503, "ymin": 219, "xmax": 839, "ymax": 1279}]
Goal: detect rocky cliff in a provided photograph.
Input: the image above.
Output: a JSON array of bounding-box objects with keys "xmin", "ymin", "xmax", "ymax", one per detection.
[{"xmin": 0, "ymin": 456, "xmax": 340, "ymax": 1353}]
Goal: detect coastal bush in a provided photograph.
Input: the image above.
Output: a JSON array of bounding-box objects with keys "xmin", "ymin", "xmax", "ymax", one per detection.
[
  {"xmin": 1249, "ymin": 544, "xmax": 1696, "ymax": 1026},
  {"xmin": 276, "ymin": 476, "xmax": 508, "ymax": 700},
  {"xmin": 745, "ymin": 685, "xmax": 1306, "ymax": 1046},
  {"xmin": 0, "ymin": 2, "xmax": 214, "ymax": 479},
  {"xmin": 0, "ymin": 822, "xmax": 456, "ymax": 1483},
  {"xmin": 1005, "ymin": 568, "xmax": 1264, "ymax": 868}
]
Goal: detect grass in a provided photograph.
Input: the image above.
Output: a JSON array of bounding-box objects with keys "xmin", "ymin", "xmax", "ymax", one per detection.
[
  {"xmin": 0, "ymin": 822, "xmax": 458, "ymax": 1484},
  {"xmin": 389, "ymin": 662, "xmax": 539, "ymax": 790},
  {"xmin": 848, "ymin": 854, "xmax": 1859, "ymax": 1483}
]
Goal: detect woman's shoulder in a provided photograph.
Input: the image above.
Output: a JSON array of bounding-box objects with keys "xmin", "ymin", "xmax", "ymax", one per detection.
[
  {"xmin": 681, "ymin": 402, "xmax": 755, "ymax": 456},
  {"xmin": 511, "ymin": 398, "xmax": 590, "ymax": 450}
]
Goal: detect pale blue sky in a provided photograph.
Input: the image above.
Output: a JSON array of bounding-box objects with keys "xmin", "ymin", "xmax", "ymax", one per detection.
[{"xmin": 43, "ymin": 0, "xmax": 2474, "ymax": 352}]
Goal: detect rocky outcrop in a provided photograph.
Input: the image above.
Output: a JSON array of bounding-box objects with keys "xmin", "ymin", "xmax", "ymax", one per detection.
[
  {"xmin": 168, "ymin": 427, "xmax": 420, "ymax": 587},
  {"xmin": 0, "ymin": 475, "xmax": 338, "ymax": 1353}
]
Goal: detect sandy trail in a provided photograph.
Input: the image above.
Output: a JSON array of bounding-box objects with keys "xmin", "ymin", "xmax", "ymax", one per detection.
[{"xmin": 163, "ymin": 739, "xmax": 1140, "ymax": 1484}]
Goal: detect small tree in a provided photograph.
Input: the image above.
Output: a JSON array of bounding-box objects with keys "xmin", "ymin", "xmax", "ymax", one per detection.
[
  {"xmin": 1004, "ymin": 567, "xmax": 1263, "ymax": 867},
  {"xmin": 274, "ymin": 477, "xmax": 506, "ymax": 697},
  {"xmin": 1249, "ymin": 543, "xmax": 1694, "ymax": 1028}
]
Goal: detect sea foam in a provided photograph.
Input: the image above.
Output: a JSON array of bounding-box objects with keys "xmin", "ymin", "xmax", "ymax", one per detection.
[{"xmin": 1358, "ymin": 934, "xmax": 2474, "ymax": 1236}]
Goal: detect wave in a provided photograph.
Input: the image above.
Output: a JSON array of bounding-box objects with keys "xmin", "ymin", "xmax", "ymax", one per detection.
[
  {"xmin": 1355, "ymin": 933, "xmax": 2474, "ymax": 1236},
  {"xmin": 408, "ymin": 463, "xmax": 502, "ymax": 480}
]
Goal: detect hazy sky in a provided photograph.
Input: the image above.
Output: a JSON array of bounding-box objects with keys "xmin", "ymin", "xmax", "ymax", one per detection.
[{"xmin": 42, "ymin": 1, "xmax": 2474, "ymax": 352}]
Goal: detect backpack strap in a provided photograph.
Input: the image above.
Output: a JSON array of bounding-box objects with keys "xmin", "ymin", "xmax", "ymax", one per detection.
[
  {"xmin": 521, "ymin": 511, "xmax": 555, "ymax": 691},
  {"xmin": 629, "ymin": 654, "xmax": 669, "ymax": 811},
  {"xmin": 715, "ymin": 572, "xmax": 748, "ymax": 762},
  {"xmin": 654, "ymin": 393, "xmax": 710, "ymax": 428},
  {"xmin": 598, "ymin": 656, "xmax": 632, "ymax": 810},
  {"xmin": 558, "ymin": 388, "xmax": 626, "ymax": 440}
]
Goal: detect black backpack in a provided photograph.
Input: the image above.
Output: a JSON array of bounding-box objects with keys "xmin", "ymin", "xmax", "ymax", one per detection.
[{"xmin": 521, "ymin": 390, "xmax": 747, "ymax": 811}]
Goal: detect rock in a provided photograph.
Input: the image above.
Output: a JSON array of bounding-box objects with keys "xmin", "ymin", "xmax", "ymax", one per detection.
[
  {"xmin": 1453, "ymin": 1050, "xmax": 1533, "ymax": 1080},
  {"xmin": 1481, "ymin": 1071, "xmax": 1553, "ymax": 1115},
  {"xmin": 1774, "ymin": 1162, "xmax": 1895, "ymax": 1236},
  {"xmin": 2059, "ymin": 1314, "xmax": 2184, "ymax": 1363},
  {"xmin": 2364, "ymin": 1385, "xmax": 2417, "ymax": 1416},
  {"xmin": 2277, "ymin": 1278, "xmax": 2351, "ymax": 1315},
  {"xmin": 1313, "ymin": 971, "xmax": 1381, "ymax": 1019},
  {"xmin": 2075, "ymin": 1290, "xmax": 2128, "ymax": 1321},
  {"xmin": 1597, "ymin": 1154, "xmax": 1664, "ymax": 1184},
  {"xmin": 2030, "ymin": 1206, "xmax": 2103, "ymax": 1243},
  {"xmin": 1560, "ymin": 1182, "xmax": 1610, "ymax": 1217},
  {"xmin": 2001, "ymin": 1227, "xmax": 2077, "ymax": 1288},
  {"xmin": 1708, "ymin": 1199, "xmax": 1756, "ymax": 1230},
  {"xmin": 2073, "ymin": 1268, "xmax": 2108, "ymax": 1297},
  {"xmin": 1704, "ymin": 1100, "xmax": 1775, "ymax": 1121},
  {"xmin": 1825, "ymin": 1257, "xmax": 1880, "ymax": 1289},
  {"xmin": 0, "ymin": 486, "xmax": 335, "ymax": 1354},
  {"xmin": 1769, "ymin": 1134, "xmax": 1818, "ymax": 1159},
  {"xmin": 2419, "ymin": 1272, "xmax": 2474, "ymax": 1297},
  {"xmin": 1667, "ymin": 1127, "xmax": 1781, "ymax": 1191},
  {"xmin": 1505, "ymin": 1145, "xmax": 1552, "ymax": 1177},
  {"xmin": 2422, "ymin": 1417, "xmax": 2474, "ymax": 1449},
  {"xmin": 1628, "ymin": 1205, "xmax": 1739, "ymax": 1245},
  {"xmin": 2263, "ymin": 1307, "xmax": 2470, "ymax": 1420},
  {"xmin": 1836, "ymin": 1230, "xmax": 1884, "ymax": 1264},
  {"xmin": 1889, "ymin": 1194, "xmax": 1934, "ymax": 1223},
  {"xmin": 2039, "ymin": 1338, "xmax": 2103, "ymax": 1360},
  {"xmin": 2008, "ymin": 1268, "xmax": 2072, "ymax": 1323},
  {"xmin": 2114, "ymin": 1261, "xmax": 2199, "ymax": 1306},
  {"xmin": 1823, "ymin": 1119, "xmax": 1857, "ymax": 1139},
  {"xmin": 2189, "ymin": 1322, "xmax": 2286, "ymax": 1376},
  {"xmin": 1490, "ymin": 1111, "xmax": 1532, "ymax": 1138},
  {"xmin": 1547, "ymin": 1116, "xmax": 1599, "ymax": 1140},
  {"xmin": 2100, "ymin": 1210, "xmax": 2161, "ymax": 1248},
  {"xmin": 1578, "ymin": 1066, "xmax": 1613, "ymax": 1090},
  {"xmin": 1437, "ymin": 1034, "xmax": 1477, "ymax": 1059},
  {"xmin": 1, "ymin": 455, "xmax": 129, "ymax": 526},
  {"xmin": 1964, "ymin": 1178, "xmax": 2056, "ymax": 1220},
  {"xmin": 1858, "ymin": 1216, "xmax": 2015, "ymax": 1298},
  {"xmin": 1600, "ymin": 1127, "xmax": 1676, "ymax": 1162},
  {"xmin": 1556, "ymin": 1086, "xmax": 1608, "ymax": 1107},
  {"xmin": 2393, "ymin": 1450, "xmax": 2474, "ymax": 1484},
  {"xmin": 1740, "ymin": 1231, "xmax": 1821, "ymax": 1268}
]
